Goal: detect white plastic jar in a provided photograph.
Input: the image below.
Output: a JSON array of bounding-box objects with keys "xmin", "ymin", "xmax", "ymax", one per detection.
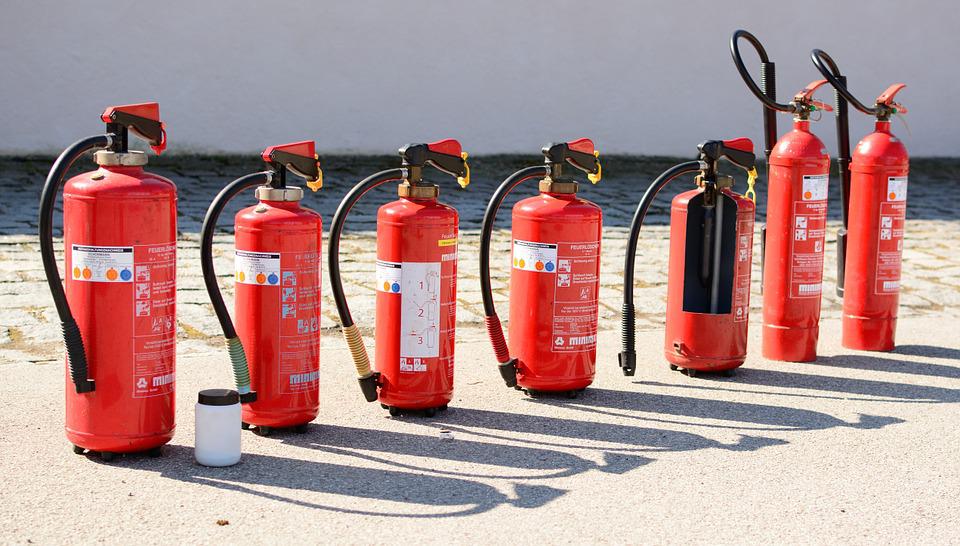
[{"xmin": 195, "ymin": 389, "xmax": 241, "ymax": 467}]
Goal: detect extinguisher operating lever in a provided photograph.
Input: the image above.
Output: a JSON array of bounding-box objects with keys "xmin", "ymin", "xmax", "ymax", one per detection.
[
  {"xmin": 400, "ymin": 140, "xmax": 471, "ymax": 188},
  {"xmin": 698, "ymin": 138, "xmax": 757, "ymax": 176},
  {"xmin": 100, "ymin": 102, "xmax": 167, "ymax": 155},
  {"xmin": 542, "ymin": 139, "xmax": 602, "ymax": 183},
  {"xmin": 262, "ymin": 141, "xmax": 324, "ymax": 191}
]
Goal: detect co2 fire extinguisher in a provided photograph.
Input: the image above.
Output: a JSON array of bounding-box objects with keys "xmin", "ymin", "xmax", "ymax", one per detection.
[
  {"xmin": 328, "ymin": 141, "xmax": 469, "ymax": 416},
  {"xmin": 619, "ymin": 139, "xmax": 759, "ymax": 377},
  {"xmin": 812, "ymin": 49, "xmax": 909, "ymax": 351},
  {"xmin": 731, "ymin": 30, "xmax": 833, "ymax": 362},
  {"xmin": 479, "ymin": 139, "xmax": 602, "ymax": 397},
  {"xmin": 39, "ymin": 103, "xmax": 173, "ymax": 460},
  {"xmin": 200, "ymin": 141, "xmax": 324, "ymax": 435}
]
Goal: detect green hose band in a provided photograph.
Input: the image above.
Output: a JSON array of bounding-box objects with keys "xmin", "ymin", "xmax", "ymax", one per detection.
[{"xmin": 226, "ymin": 336, "xmax": 252, "ymax": 394}]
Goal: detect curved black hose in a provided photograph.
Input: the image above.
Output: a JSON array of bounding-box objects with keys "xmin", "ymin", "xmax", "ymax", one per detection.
[
  {"xmin": 199, "ymin": 171, "xmax": 270, "ymax": 400},
  {"xmin": 328, "ymin": 168, "xmax": 405, "ymax": 328},
  {"xmin": 618, "ymin": 160, "xmax": 702, "ymax": 376},
  {"xmin": 811, "ymin": 49, "xmax": 877, "ymax": 116},
  {"xmin": 478, "ymin": 165, "xmax": 548, "ymax": 386},
  {"xmin": 200, "ymin": 172, "xmax": 271, "ymax": 339},
  {"xmin": 479, "ymin": 166, "xmax": 548, "ymax": 317},
  {"xmin": 39, "ymin": 133, "xmax": 112, "ymax": 394},
  {"xmin": 730, "ymin": 30, "xmax": 793, "ymax": 114}
]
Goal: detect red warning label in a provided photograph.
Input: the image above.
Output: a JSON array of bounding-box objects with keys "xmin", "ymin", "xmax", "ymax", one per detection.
[
  {"xmin": 279, "ymin": 250, "xmax": 321, "ymax": 393},
  {"xmin": 876, "ymin": 177, "xmax": 907, "ymax": 294},
  {"xmin": 132, "ymin": 243, "xmax": 176, "ymax": 398},
  {"xmin": 733, "ymin": 213, "xmax": 754, "ymax": 323},
  {"xmin": 550, "ymin": 241, "xmax": 600, "ymax": 352},
  {"xmin": 790, "ymin": 175, "xmax": 828, "ymax": 298}
]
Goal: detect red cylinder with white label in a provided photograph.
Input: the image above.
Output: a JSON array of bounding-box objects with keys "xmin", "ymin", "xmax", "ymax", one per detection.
[
  {"xmin": 842, "ymin": 119, "xmax": 908, "ymax": 351},
  {"xmin": 63, "ymin": 160, "xmax": 177, "ymax": 453},
  {"xmin": 762, "ymin": 120, "xmax": 830, "ymax": 361},
  {"xmin": 234, "ymin": 191, "xmax": 322, "ymax": 428},
  {"xmin": 375, "ymin": 196, "xmax": 458, "ymax": 410},
  {"xmin": 665, "ymin": 188, "xmax": 755, "ymax": 372},
  {"xmin": 509, "ymin": 191, "xmax": 601, "ymax": 391}
]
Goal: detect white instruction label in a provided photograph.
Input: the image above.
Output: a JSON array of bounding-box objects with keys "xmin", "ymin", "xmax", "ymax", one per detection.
[
  {"xmin": 235, "ymin": 250, "xmax": 280, "ymax": 285},
  {"xmin": 400, "ymin": 261, "xmax": 441, "ymax": 360},
  {"xmin": 376, "ymin": 260, "xmax": 402, "ymax": 293},
  {"xmin": 802, "ymin": 174, "xmax": 828, "ymax": 201},
  {"xmin": 512, "ymin": 240, "xmax": 558, "ymax": 273},
  {"xmin": 71, "ymin": 245, "xmax": 134, "ymax": 282},
  {"xmin": 887, "ymin": 176, "xmax": 908, "ymax": 202}
]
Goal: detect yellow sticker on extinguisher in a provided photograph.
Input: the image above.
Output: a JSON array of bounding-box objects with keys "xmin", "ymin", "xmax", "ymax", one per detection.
[{"xmin": 438, "ymin": 238, "xmax": 458, "ymax": 247}]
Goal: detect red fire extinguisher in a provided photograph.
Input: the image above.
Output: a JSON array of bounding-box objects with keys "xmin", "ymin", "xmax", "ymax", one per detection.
[
  {"xmin": 479, "ymin": 139, "xmax": 602, "ymax": 397},
  {"xmin": 39, "ymin": 103, "xmax": 173, "ymax": 460},
  {"xmin": 200, "ymin": 141, "xmax": 324, "ymax": 435},
  {"xmin": 812, "ymin": 49, "xmax": 909, "ymax": 351},
  {"xmin": 328, "ymin": 140, "xmax": 469, "ymax": 416},
  {"xmin": 731, "ymin": 30, "xmax": 834, "ymax": 362},
  {"xmin": 619, "ymin": 139, "xmax": 759, "ymax": 377}
]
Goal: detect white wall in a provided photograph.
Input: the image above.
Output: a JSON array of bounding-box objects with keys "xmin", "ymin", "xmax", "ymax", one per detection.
[{"xmin": 0, "ymin": 0, "xmax": 955, "ymax": 156}]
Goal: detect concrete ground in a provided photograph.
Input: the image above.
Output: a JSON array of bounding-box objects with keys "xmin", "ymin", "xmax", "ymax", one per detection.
[{"xmin": 0, "ymin": 155, "xmax": 958, "ymax": 543}]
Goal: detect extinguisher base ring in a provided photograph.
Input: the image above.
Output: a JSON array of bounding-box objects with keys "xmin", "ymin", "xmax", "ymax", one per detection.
[{"xmin": 498, "ymin": 359, "xmax": 519, "ymax": 388}]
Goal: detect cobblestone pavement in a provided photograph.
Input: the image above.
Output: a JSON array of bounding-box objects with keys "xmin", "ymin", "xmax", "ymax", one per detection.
[{"xmin": 0, "ymin": 155, "xmax": 957, "ymax": 364}]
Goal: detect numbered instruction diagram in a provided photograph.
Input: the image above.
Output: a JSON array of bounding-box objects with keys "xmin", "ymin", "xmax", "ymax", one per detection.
[{"xmin": 377, "ymin": 260, "xmax": 443, "ymax": 372}]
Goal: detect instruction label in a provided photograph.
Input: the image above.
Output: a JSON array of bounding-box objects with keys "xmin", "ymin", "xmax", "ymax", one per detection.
[
  {"xmin": 376, "ymin": 260, "xmax": 402, "ymax": 293},
  {"xmin": 550, "ymin": 241, "xmax": 600, "ymax": 352},
  {"xmin": 71, "ymin": 245, "xmax": 134, "ymax": 282},
  {"xmin": 513, "ymin": 240, "xmax": 558, "ymax": 272},
  {"xmin": 790, "ymin": 173, "xmax": 829, "ymax": 298},
  {"xmin": 235, "ymin": 250, "xmax": 280, "ymax": 285},
  {"xmin": 400, "ymin": 261, "xmax": 441, "ymax": 367},
  {"xmin": 278, "ymin": 249, "xmax": 321, "ymax": 393},
  {"xmin": 734, "ymin": 212, "xmax": 754, "ymax": 323},
  {"xmin": 132, "ymin": 243, "xmax": 176, "ymax": 398},
  {"xmin": 876, "ymin": 176, "xmax": 907, "ymax": 294}
]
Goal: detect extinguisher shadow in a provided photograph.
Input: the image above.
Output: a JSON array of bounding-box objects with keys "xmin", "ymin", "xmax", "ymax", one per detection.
[
  {"xmin": 410, "ymin": 408, "xmax": 788, "ymax": 454},
  {"xmin": 278, "ymin": 424, "xmax": 654, "ymax": 481},
  {"xmin": 635, "ymin": 362, "xmax": 960, "ymax": 405},
  {"xmin": 826, "ymin": 347, "xmax": 960, "ymax": 378},
  {"xmin": 152, "ymin": 445, "xmax": 566, "ymax": 518},
  {"xmin": 553, "ymin": 388, "xmax": 904, "ymax": 432}
]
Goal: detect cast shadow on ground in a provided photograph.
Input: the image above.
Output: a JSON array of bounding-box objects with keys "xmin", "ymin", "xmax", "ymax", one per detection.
[
  {"xmin": 417, "ymin": 407, "xmax": 787, "ymax": 454},
  {"xmin": 280, "ymin": 424, "xmax": 653, "ymax": 480},
  {"xmin": 541, "ymin": 388, "xmax": 904, "ymax": 432},
  {"xmin": 816, "ymin": 351, "xmax": 960, "ymax": 380},
  {"xmin": 149, "ymin": 445, "xmax": 565, "ymax": 518},
  {"xmin": 634, "ymin": 356, "xmax": 960, "ymax": 404}
]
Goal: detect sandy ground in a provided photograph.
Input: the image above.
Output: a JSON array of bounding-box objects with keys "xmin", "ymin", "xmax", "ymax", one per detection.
[{"xmin": 1, "ymin": 316, "xmax": 957, "ymax": 544}]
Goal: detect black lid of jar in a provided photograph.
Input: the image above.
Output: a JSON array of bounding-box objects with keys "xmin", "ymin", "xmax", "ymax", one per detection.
[{"xmin": 198, "ymin": 388, "xmax": 239, "ymax": 406}]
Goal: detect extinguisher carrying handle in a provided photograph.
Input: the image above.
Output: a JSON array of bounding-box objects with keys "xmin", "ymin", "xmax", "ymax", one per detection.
[
  {"xmin": 101, "ymin": 102, "xmax": 167, "ymax": 155},
  {"xmin": 38, "ymin": 134, "xmax": 116, "ymax": 394},
  {"xmin": 328, "ymin": 168, "xmax": 407, "ymax": 402},
  {"xmin": 200, "ymin": 171, "xmax": 277, "ymax": 402},
  {"xmin": 479, "ymin": 165, "xmax": 550, "ymax": 387},
  {"xmin": 619, "ymin": 160, "xmax": 705, "ymax": 376}
]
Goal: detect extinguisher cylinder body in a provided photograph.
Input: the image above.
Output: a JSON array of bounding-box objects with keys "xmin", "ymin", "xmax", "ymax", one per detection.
[
  {"xmin": 375, "ymin": 196, "xmax": 458, "ymax": 410},
  {"xmin": 665, "ymin": 188, "xmax": 755, "ymax": 372},
  {"xmin": 509, "ymin": 191, "xmax": 602, "ymax": 391},
  {"xmin": 63, "ymin": 164, "xmax": 177, "ymax": 453},
  {"xmin": 234, "ymin": 198, "xmax": 322, "ymax": 427},
  {"xmin": 763, "ymin": 120, "xmax": 831, "ymax": 361},
  {"xmin": 843, "ymin": 121, "xmax": 908, "ymax": 351}
]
